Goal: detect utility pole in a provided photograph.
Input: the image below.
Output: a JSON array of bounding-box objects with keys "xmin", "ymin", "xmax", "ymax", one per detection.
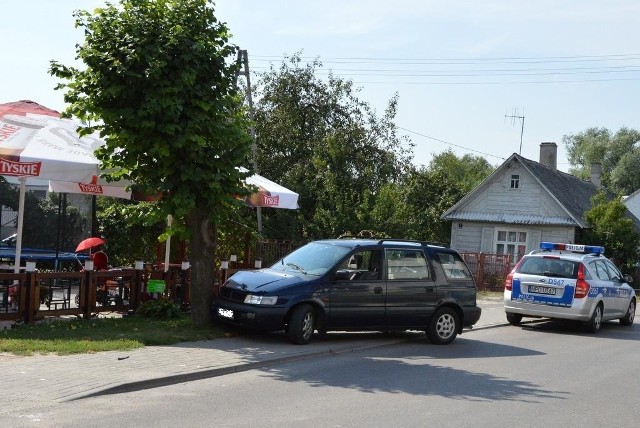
[
  {"xmin": 505, "ymin": 108, "xmax": 525, "ymax": 155},
  {"xmin": 235, "ymin": 49, "xmax": 263, "ymax": 258},
  {"xmin": 235, "ymin": 50, "xmax": 258, "ymax": 174}
]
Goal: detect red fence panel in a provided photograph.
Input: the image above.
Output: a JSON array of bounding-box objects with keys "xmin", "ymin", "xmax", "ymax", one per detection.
[{"xmin": 460, "ymin": 252, "xmax": 512, "ymax": 291}]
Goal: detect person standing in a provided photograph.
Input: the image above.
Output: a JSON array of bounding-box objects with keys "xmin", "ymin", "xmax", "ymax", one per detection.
[{"xmin": 92, "ymin": 245, "xmax": 109, "ymax": 271}]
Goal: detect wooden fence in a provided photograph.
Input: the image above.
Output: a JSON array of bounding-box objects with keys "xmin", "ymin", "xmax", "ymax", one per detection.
[
  {"xmin": 0, "ymin": 266, "xmax": 189, "ymax": 324},
  {"xmin": 2, "ymin": 247, "xmax": 520, "ymax": 324}
]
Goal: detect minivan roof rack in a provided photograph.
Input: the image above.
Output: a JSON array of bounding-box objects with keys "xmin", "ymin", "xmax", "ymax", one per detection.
[{"xmin": 376, "ymin": 239, "xmax": 448, "ymax": 247}]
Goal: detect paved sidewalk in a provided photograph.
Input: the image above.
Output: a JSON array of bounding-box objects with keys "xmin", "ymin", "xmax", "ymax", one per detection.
[{"xmin": 0, "ymin": 297, "xmax": 506, "ymax": 408}]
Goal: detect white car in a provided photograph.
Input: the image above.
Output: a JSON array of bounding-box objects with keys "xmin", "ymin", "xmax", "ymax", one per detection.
[{"xmin": 504, "ymin": 242, "xmax": 636, "ymax": 333}]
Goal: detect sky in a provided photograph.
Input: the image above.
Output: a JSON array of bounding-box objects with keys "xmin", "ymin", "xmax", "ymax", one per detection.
[{"xmin": 2, "ymin": 1, "xmax": 640, "ymax": 173}]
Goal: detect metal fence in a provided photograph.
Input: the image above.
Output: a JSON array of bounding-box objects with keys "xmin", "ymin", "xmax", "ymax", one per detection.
[{"xmin": 460, "ymin": 252, "xmax": 512, "ymax": 291}]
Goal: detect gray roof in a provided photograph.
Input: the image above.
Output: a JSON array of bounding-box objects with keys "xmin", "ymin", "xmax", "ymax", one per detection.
[
  {"xmin": 517, "ymin": 154, "xmax": 598, "ymax": 228},
  {"xmin": 444, "ymin": 211, "xmax": 577, "ymax": 225},
  {"xmin": 443, "ymin": 153, "xmax": 640, "ymax": 229}
]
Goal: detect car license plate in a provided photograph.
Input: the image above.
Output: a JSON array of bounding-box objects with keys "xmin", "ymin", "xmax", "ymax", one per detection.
[
  {"xmin": 528, "ymin": 285, "xmax": 556, "ymax": 295},
  {"xmin": 217, "ymin": 308, "xmax": 234, "ymax": 319}
]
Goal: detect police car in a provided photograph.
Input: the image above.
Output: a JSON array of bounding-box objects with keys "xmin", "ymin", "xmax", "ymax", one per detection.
[{"xmin": 504, "ymin": 242, "xmax": 636, "ymax": 333}]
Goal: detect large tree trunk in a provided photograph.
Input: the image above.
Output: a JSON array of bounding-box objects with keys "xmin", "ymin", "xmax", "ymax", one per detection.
[{"xmin": 188, "ymin": 209, "xmax": 216, "ymax": 327}]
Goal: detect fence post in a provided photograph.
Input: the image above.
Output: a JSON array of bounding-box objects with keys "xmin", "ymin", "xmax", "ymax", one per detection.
[
  {"xmin": 133, "ymin": 261, "xmax": 144, "ymax": 309},
  {"xmin": 477, "ymin": 252, "xmax": 485, "ymax": 291},
  {"xmin": 23, "ymin": 272, "xmax": 33, "ymax": 324},
  {"xmin": 83, "ymin": 260, "xmax": 94, "ymax": 320}
]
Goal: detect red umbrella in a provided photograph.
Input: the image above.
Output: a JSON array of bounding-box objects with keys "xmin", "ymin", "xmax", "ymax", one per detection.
[{"xmin": 76, "ymin": 237, "xmax": 105, "ymax": 252}]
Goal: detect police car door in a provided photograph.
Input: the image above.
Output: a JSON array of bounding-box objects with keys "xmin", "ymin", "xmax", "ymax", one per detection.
[{"xmin": 588, "ymin": 259, "xmax": 627, "ymax": 317}]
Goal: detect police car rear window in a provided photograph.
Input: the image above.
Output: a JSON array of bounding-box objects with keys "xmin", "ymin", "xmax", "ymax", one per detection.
[{"xmin": 517, "ymin": 257, "xmax": 578, "ymax": 279}]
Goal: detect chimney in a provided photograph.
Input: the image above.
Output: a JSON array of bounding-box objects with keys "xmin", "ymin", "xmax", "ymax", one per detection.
[
  {"xmin": 590, "ymin": 163, "xmax": 602, "ymax": 187},
  {"xmin": 539, "ymin": 142, "xmax": 557, "ymax": 170}
]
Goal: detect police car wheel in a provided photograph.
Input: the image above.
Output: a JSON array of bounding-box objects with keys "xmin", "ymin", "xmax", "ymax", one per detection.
[
  {"xmin": 506, "ymin": 313, "xmax": 523, "ymax": 325},
  {"xmin": 620, "ymin": 300, "xmax": 636, "ymax": 326},
  {"xmin": 584, "ymin": 303, "xmax": 603, "ymax": 333},
  {"xmin": 426, "ymin": 307, "xmax": 459, "ymax": 345}
]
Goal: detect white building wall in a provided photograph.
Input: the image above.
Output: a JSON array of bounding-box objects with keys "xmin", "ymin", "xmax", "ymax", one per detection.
[
  {"xmin": 449, "ymin": 221, "xmax": 576, "ymax": 254},
  {"xmin": 456, "ymin": 163, "xmax": 569, "ymax": 219},
  {"xmin": 623, "ymin": 193, "xmax": 640, "ymax": 221}
]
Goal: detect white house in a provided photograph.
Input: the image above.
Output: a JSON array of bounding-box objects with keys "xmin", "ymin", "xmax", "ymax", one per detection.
[{"xmin": 441, "ymin": 142, "xmax": 619, "ymax": 262}]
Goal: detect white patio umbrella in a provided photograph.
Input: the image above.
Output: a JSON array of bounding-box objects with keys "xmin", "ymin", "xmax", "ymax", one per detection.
[
  {"xmin": 0, "ymin": 100, "xmax": 112, "ymax": 272},
  {"xmin": 244, "ymin": 172, "xmax": 299, "ymax": 210},
  {"xmin": 48, "ymin": 175, "xmax": 131, "ymax": 199}
]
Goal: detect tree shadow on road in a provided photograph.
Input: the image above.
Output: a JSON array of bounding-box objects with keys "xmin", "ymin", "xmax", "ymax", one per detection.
[{"xmin": 252, "ymin": 334, "xmax": 566, "ymax": 403}]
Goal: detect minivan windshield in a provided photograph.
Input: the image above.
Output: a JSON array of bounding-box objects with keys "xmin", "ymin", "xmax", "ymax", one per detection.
[{"xmin": 270, "ymin": 242, "xmax": 351, "ymax": 276}]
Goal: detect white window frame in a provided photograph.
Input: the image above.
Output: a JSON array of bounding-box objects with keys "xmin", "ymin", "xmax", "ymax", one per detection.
[
  {"xmin": 510, "ymin": 174, "xmax": 520, "ymax": 189},
  {"xmin": 495, "ymin": 229, "xmax": 527, "ymax": 262}
]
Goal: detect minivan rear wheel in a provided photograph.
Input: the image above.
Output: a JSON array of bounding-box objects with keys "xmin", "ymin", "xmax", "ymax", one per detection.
[
  {"xmin": 288, "ymin": 304, "xmax": 315, "ymax": 345},
  {"xmin": 426, "ymin": 307, "xmax": 459, "ymax": 344}
]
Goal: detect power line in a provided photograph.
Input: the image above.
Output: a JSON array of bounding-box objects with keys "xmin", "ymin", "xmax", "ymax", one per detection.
[
  {"xmin": 251, "ymin": 53, "xmax": 640, "ymax": 65},
  {"xmin": 396, "ymin": 126, "xmax": 506, "ymax": 161},
  {"xmin": 248, "ymin": 52, "xmax": 640, "ymax": 85}
]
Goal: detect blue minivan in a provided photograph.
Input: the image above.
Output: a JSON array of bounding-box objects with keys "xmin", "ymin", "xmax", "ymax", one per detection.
[{"xmin": 214, "ymin": 238, "xmax": 481, "ymax": 344}]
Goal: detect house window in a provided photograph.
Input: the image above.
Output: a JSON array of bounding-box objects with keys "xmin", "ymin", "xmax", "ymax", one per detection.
[
  {"xmin": 510, "ymin": 174, "xmax": 520, "ymax": 189},
  {"xmin": 496, "ymin": 230, "xmax": 527, "ymax": 262}
]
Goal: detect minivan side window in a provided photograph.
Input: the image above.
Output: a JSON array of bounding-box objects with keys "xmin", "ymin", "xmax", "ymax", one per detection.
[
  {"xmin": 436, "ymin": 251, "xmax": 472, "ymax": 279},
  {"xmin": 386, "ymin": 249, "xmax": 429, "ymax": 280},
  {"xmin": 335, "ymin": 250, "xmax": 381, "ymax": 280}
]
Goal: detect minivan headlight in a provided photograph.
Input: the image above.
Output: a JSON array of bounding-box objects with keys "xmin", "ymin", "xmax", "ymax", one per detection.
[{"xmin": 244, "ymin": 294, "xmax": 278, "ymax": 305}]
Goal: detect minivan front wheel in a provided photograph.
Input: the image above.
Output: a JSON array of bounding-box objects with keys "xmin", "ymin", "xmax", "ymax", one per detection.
[
  {"xmin": 620, "ymin": 300, "xmax": 636, "ymax": 326},
  {"xmin": 288, "ymin": 304, "xmax": 315, "ymax": 345},
  {"xmin": 426, "ymin": 307, "xmax": 459, "ymax": 345}
]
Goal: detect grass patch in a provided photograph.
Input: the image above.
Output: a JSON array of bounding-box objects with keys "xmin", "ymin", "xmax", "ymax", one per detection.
[{"xmin": 0, "ymin": 316, "xmax": 228, "ymax": 356}]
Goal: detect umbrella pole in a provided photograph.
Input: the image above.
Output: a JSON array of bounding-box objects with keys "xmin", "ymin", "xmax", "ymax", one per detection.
[
  {"xmin": 13, "ymin": 177, "xmax": 26, "ymax": 274},
  {"xmin": 55, "ymin": 193, "xmax": 62, "ymax": 271}
]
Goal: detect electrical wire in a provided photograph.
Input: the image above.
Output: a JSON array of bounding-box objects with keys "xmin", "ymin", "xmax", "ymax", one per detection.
[
  {"xmin": 248, "ymin": 53, "xmax": 640, "ymax": 84},
  {"xmin": 396, "ymin": 126, "xmax": 506, "ymax": 161}
]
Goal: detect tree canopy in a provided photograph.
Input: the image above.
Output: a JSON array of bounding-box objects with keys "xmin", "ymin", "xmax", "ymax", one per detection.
[
  {"xmin": 369, "ymin": 151, "xmax": 494, "ymax": 243},
  {"xmin": 583, "ymin": 191, "xmax": 639, "ymax": 272},
  {"xmin": 252, "ymin": 54, "xmax": 413, "ymax": 241},
  {"xmin": 50, "ymin": 0, "xmax": 253, "ymax": 325},
  {"xmin": 564, "ymin": 126, "xmax": 640, "ymax": 194}
]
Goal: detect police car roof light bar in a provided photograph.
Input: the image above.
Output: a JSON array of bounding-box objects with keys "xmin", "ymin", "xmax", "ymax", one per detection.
[{"xmin": 539, "ymin": 242, "xmax": 605, "ymax": 255}]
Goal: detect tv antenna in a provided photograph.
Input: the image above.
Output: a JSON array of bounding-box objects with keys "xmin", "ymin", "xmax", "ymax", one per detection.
[{"xmin": 505, "ymin": 108, "xmax": 525, "ymax": 155}]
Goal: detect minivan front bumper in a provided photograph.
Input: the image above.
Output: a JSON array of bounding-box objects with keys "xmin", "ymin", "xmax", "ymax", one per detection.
[{"xmin": 213, "ymin": 299, "xmax": 289, "ymax": 332}]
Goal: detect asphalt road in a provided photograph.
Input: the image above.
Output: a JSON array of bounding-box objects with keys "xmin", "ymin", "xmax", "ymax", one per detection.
[{"xmin": 10, "ymin": 317, "xmax": 639, "ymax": 427}]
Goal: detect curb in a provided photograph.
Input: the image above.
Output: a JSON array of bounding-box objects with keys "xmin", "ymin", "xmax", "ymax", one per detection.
[
  {"xmin": 62, "ymin": 337, "xmax": 412, "ymax": 402},
  {"xmin": 63, "ymin": 322, "xmax": 509, "ymax": 401}
]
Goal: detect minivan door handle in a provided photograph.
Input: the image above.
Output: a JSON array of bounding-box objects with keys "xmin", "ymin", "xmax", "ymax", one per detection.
[
  {"xmin": 425, "ymin": 286, "xmax": 435, "ymax": 293},
  {"xmin": 374, "ymin": 286, "xmax": 383, "ymax": 294}
]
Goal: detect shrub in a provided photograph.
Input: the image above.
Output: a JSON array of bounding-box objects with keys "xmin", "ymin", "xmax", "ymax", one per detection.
[{"xmin": 135, "ymin": 297, "xmax": 184, "ymax": 319}]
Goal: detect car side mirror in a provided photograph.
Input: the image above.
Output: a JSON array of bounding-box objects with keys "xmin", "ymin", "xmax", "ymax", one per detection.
[
  {"xmin": 622, "ymin": 273, "xmax": 633, "ymax": 284},
  {"xmin": 334, "ymin": 270, "xmax": 351, "ymax": 281}
]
